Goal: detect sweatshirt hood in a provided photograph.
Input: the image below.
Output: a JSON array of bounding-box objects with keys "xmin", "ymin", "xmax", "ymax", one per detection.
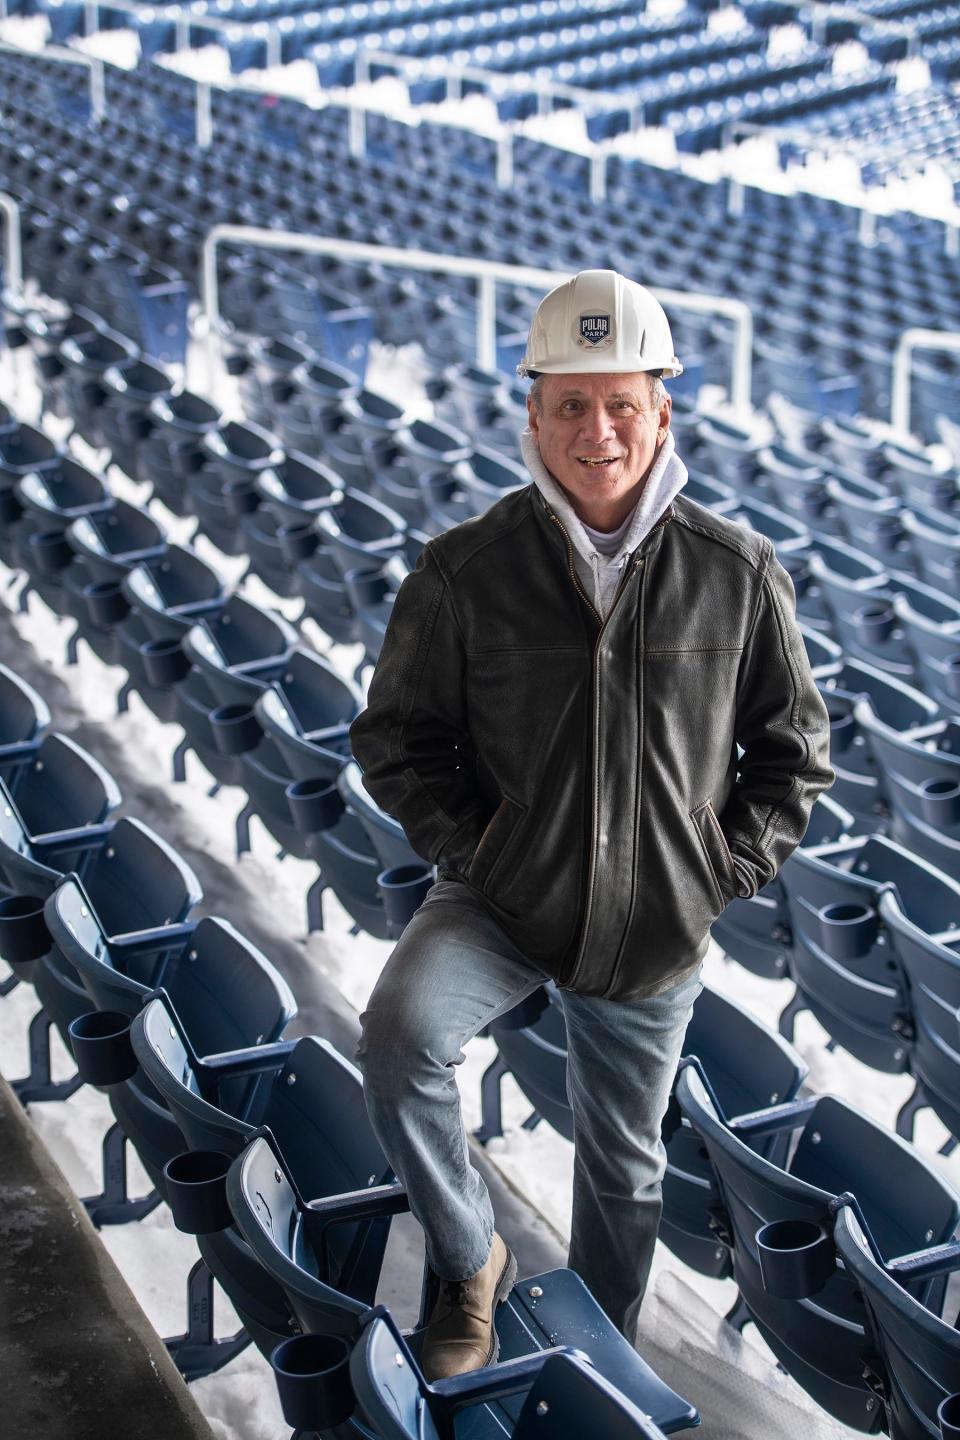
[{"xmin": 520, "ymin": 426, "xmax": 688, "ymax": 570}]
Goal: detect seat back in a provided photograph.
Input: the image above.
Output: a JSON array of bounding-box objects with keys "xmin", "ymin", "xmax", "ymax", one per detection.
[
  {"xmin": 881, "ymin": 894, "xmax": 960, "ymax": 1142},
  {"xmin": 83, "ymin": 815, "xmax": 202, "ymax": 936},
  {"xmin": 0, "ymin": 662, "xmax": 50, "ymax": 757},
  {"xmin": 833, "ymin": 1204, "xmax": 960, "ymax": 1440},
  {"xmin": 349, "ymin": 1311, "xmax": 440, "ymax": 1440},
  {"xmin": 8, "ymin": 732, "xmax": 120, "ymax": 837},
  {"xmin": 227, "ymin": 1124, "xmax": 384, "ymax": 1339}
]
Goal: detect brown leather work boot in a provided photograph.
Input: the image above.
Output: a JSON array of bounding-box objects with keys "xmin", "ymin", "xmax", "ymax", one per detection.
[{"xmin": 420, "ymin": 1232, "xmax": 518, "ymax": 1382}]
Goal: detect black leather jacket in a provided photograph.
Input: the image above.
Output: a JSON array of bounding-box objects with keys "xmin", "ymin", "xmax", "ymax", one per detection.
[{"xmin": 349, "ymin": 483, "xmax": 835, "ymax": 1001}]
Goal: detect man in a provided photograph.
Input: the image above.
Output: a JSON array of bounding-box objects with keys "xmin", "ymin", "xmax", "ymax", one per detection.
[{"xmin": 348, "ymin": 269, "xmax": 834, "ymax": 1381}]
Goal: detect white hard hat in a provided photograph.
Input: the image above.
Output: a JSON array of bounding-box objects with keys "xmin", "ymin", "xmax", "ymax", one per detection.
[{"xmin": 517, "ymin": 269, "xmax": 683, "ymax": 380}]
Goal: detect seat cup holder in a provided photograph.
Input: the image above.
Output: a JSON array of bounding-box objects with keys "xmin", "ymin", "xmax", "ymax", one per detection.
[
  {"xmin": 223, "ymin": 478, "xmax": 259, "ymax": 520},
  {"xmin": 853, "ymin": 604, "xmax": 895, "ymax": 646},
  {"xmin": 140, "ymin": 636, "xmax": 190, "ymax": 687},
  {"xmin": 84, "ymin": 580, "xmax": 130, "ymax": 628},
  {"xmin": 945, "ymin": 654, "xmax": 960, "ymax": 702},
  {"xmin": 0, "ymin": 895, "xmax": 51, "ymax": 966},
  {"xmin": 344, "ymin": 566, "xmax": 389, "ymax": 609},
  {"xmin": 278, "ymin": 520, "xmax": 319, "ymax": 564},
  {"xmin": 939, "ymin": 1394, "xmax": 960, "ymax": 1439},
  {"xmin": 285, "ymin": 778, "xmax": 345, "ymax": 833},
  {"xmin": 818, "ymin": 901, "xmax": 878, "ymax": 960},
  {"xmin": 827, "ymin": 709, "xmax": 855, "ymax": 755},
  {"xmin": 378, "ymin": 863, "xmax": 435, "ymax": 933},
  {"xmin": 920, "ymin": 778, "xmax": 960, "ymax": 828},
  {"xmin": 271, "ymin": 1334, "xmax": 355, "ymax": 1431},
  {"xmin": 28, "ymin": 528, "xmax": 73, "ymax": 578},
  {"xmin": 163, "ymin": 1150, "xmax": 233, "ymax": 1234},
  {"xmin": 756, "ymin": 1218, "xmax": 836, "ymax": 1299},
  {"xmin": 68, "ymin": 1011, "xmax": 137, "ymax": 1087},
  {"xmin": 210, "ymin": 703, "xmax": 261, "ymax": 756}
]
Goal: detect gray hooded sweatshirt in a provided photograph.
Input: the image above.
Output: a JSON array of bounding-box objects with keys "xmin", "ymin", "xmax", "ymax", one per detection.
[{"xmin": 520, "ymin": 427, "xmax": 689, "ymax": 619}]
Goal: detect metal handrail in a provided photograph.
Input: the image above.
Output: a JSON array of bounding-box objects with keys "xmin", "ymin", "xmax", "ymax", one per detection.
[
  {"xmin": 0, "ymin": 193, "xmax": 23, "ymax": 296},
  {"xmin": 0, "ymin": 35, "xmax": 105, "ymax": 118},
  {"xmin": 200, "ymin": 224, "xmax": 754, "ymax": 410},
  {"xmin": 891, "ymin": 328, "xmax": 960, "ymax": 438}
]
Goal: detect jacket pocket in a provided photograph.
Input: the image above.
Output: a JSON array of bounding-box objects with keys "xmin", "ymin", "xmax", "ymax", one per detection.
[
  {"xmin": 689, "ymin": 799, "xmax": 738, "ymax": 910},
  {"xmin": 468, "ymin": 796, "xmax": 528, "ymax": 897}
]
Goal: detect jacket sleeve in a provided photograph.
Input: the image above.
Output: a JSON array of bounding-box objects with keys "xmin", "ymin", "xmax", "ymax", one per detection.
[
  {"xmin": 347, "ymin": 543, "xmax": 487, "ymax": 871},
  {"xmin": 719, "ymin": 540, "xmax": 836, "ymax": 899}
]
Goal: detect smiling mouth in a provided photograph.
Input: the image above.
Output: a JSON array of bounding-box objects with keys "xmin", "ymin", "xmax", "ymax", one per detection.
[{"xmin": 577, "ymin": 456, "xmax": 621, "ymax": 467}]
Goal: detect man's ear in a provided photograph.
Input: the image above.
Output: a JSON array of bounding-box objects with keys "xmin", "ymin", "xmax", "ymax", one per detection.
[
  {"xmin": 526, "ymin": 392, "xmax": 540, "ymax": 436},
  {"xmin": 656, "ymin": 391, "xmax": 672, "ymax": 442}
]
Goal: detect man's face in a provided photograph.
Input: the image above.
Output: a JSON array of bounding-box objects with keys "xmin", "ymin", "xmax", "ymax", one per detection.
[{"xmin": 527, "ymin": 372, "xmax": 671, "ymax": 523}]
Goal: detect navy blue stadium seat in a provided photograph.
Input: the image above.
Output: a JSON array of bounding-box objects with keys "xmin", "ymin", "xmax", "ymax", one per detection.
[
  {"xmin": 676, "ymin": 1060, "xmax": 960, "ymax": 1431},
  {"xmin": 832, "ymin": 1201, "xmax": 960, "ymax": 1440},
  {"xmin": 229, "ymin": 1127, "xmax": 700, "ymax": 1433},
  {"xmin": 854, "ymin": 706, "xmax": 960, "ymax": 882},
  {"xmin": 349, "ymin": 1307, "xmax": 671, "ymax": 1440},
  {"xmin": 778, "ymin": 832, "xmax": 960, "ymax": 1073}
]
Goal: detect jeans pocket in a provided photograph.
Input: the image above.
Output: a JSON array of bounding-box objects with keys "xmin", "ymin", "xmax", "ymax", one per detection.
[
  {"xmin": 689, "ymin": 799, "xmax": 737, "ymax": 910},
  {"xmin": 467, "ymin": 796, "xmax": 528, "ymax": 897}
]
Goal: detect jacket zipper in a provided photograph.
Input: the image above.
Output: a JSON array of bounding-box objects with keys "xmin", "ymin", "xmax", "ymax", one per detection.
[{"xmin": 548, "ymin": 506, "xmax": 672, "ymax": 990}]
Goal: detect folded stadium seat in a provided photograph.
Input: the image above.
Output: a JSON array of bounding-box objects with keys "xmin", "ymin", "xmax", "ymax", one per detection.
[
  {"xmin": 419, "ymin": 468, "xmax": 478, "ymax": 534},
  {"xmin": 817, "ymin": 658, "xmax": 941, "ymax": 831},
  {"xmin": 0, "ymin": 422, "xmax": 61, "ymax": 563},
  {"xmin": 675, "ymin": 1060, "xmax": 960, "ymax": 1432},
  {"xmin": 0, "ymin": 664, "xmax": 51, "ymax": 786},
  {"xmin": 892, "ymin": 591, "xmax": 960, "ymax": 718},
  {"xmin": 779, "ymin": 829, "xmax": 960, "ymax": 1072},
  {"xmin": 60, "ymin": 499, "xmax": 168, "ymax": 668},
  {"xmin": 12, "ymin": 455, "xmax": 113, "ymax": 613},
  {"xmin": 132, "ymin": 994, "xmax": 385, "ymax": 1364},
  {"xmin": 98, "ymin": 355, "xmax": 175, "ymax": 482},
  {"xmin": 175, "ymin": 594, "xmax": 299, "ymax": 791},
  {"xmin": 332, "ymin": 387, "xmax": 407, "ymax": 460},
  {"xmin": 341, "ymin": 556, "xmax": 403, "ymax": 676},
  {"xmin": 19, "ymin": 304, "xmax": 102, "ymax": 409},
  {"xmin": 832, "ymin": 1202, "xmax": 960, "ymax": 1440},
  {"xmin": 824, "ymin": 469, "xmax": 909, "ymax": 565},
  {"xmin": 432, "ymin": 362, "xmax": 512, "ymax": 440},
  {"xmin": 55, "ymin": 324, "xmax": 140, "ymax": 449},
  {"xmin": 276, "ymin": 358, "xmax": 360, "ymax": 451},
  {"xmin": 350, "ymin": 1308, "xmax": 673, "ymax": 1440},
  {"xmin": 296, "ymin": 544, "xmax": 358, "ymax": 646},
  {"xmin": 255, "ymin": 448, "xmax": 343, "ymax": 528},
  {"xmin": 727, "ymin": 494, "xmax": 810, "ymax": 556},
  {"xmin": 188, "ymin": 418, "xmax": 284, "ymax": 558},
  {"xmin": 821, "ymin": 414, "xmax": 887, "ymax": 481},
  {"xmin": 141, "ymin": 389, "xmax": 222, "ymax": 517},
  {"xmin": 229, "ymin": 1128, "xmax": 699, "ymax": 1434},
  {"xmin": 314, "ymin": 488, "xmax": 407, "ymax": 580},
  {"xmin": 455, "ymin": 446, "xmax": 529, "ymax": 518},
  {"xmin": 853, "ymin": 704, "xmax": 960, "ymax": 883},
  {"xmin": 755, "ymin": 340, "xmax": 859, "ymax": 425},
  {"xmin": 0, "ymin": 730, "xmax": 120, "ymax": 1004},
  {"xmin": 900, "ymin": 506, "xmax": 960, "ymax": 595},
  {"xmin": 696, "ymin": 414, "xmax": 763, "ymax": 492},
  {"xmin": 17, "ymin": 815, "xmax": 200, "ymax": 1108},
  {"xmin": 808, "ymin": 554, "xmax": 926, "ymax": 678},
  {"xmin": 335, "ymin": 760, "xmax": 426, "ymax": 883},
  {"xmin": 119, "ymin": 544, "xmax": 229, "ymax": 723},
  {"xmin": 255, "ymin": 648, "xmax": 361, "ymax": 798},
  {"xmin": 882, "ymin": 441, "xmax": 960, "ymax": 513},
  {"xmin": 682, "ymin": 469, "xmax": 739, "ymax": 516},
  {"xmin": 236, "ymin": 334, "xmax": 317, "ymax": 431},
  {"xmin": 759, "ymin": 443, "xmax": 840, "ymax": 535},
  {"xmin": 878, "ymin": 885, "xmax": 960, "ymax": 1155}
]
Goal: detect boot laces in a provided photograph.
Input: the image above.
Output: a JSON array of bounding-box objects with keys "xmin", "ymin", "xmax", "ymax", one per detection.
[{"xmin": 443, "ymin": 1278, "xmax": 470, "ymax": 1308}]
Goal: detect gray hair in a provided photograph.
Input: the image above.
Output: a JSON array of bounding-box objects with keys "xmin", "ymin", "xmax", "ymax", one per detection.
[{"xmin": 529, "ymin": 373, "xmax": 667, "ymax": 414}]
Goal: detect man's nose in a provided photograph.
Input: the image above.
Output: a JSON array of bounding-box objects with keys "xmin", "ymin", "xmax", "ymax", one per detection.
[{"xmin": 578, "ymin": 404, "xmax": 617, "ymax": 444}]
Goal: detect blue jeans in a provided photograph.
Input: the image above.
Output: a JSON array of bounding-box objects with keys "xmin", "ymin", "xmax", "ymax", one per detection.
[{"xmin": 355, "ymin": 878, "xmax": 703, "ymax": 1343}]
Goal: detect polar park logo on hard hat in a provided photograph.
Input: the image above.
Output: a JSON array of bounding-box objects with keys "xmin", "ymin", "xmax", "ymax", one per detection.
[{"xmin": 578, "ymin": 312, "xmax": 613, "ymax": 346}]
